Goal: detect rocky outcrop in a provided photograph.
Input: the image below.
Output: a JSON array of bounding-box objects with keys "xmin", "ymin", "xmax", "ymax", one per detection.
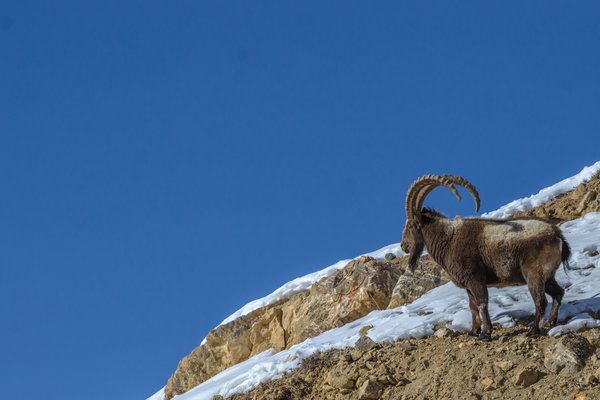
[
  {"xmin": 387, "ymin": 255, "xmax": 450, "ymax": 309},
  {"xmin": 164, "ymin": 256, "xmax": 403, "ymax": 400},
  {"xmin": 544, "ymin": 332, "xmax": 594, "ymax": 374},
  {"xmin": 512, "ymin": 171, "xmax": 600, "ymax": 225}
]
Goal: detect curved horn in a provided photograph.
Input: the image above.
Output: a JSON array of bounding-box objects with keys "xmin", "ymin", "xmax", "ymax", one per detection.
[
  {"xmin": 405, "ymin": 175, "xmax": 461, "ymax": 222},
  {"xmin": 414, "ymin": 174, "xmax": 481, "ymax": 214},
  {"xmin": 441, "ymin": 175, "xmax": 480, "ymax": 213}
]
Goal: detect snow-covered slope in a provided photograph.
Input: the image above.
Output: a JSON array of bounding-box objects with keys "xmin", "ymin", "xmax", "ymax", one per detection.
[{"xmin": 147, "ymin": 161, "xmax": 600, "ymax": 400}]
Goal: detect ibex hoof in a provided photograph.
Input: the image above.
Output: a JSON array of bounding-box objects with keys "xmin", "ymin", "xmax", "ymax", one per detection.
[
  {"xmin": 478, "ymin": 334, "xmax": 491, "ymax": 341},
  {"xmin": 525, "ymin": 330, "xmax": 540, "ymax": 338},
  {"xmin": 543, "ymin": 320, "xmax": 557, "ymax": 328}
]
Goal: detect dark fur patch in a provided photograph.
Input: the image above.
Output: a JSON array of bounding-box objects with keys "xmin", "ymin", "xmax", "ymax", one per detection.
[
  {"xmin": 408, "ymin": 242, "xmax": 424, "ymax": 272},
  {"xmin": 420, "ymin": 208, "xmax": 447, "ymax": 219}
]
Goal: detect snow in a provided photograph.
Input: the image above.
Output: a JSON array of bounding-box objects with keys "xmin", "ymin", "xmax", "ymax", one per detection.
[
  {"xmin": 199, "ymin": 242, "xmax": 406, "ymax": 346},
  {"xmin": 147, "ymin": 162, "xmax": 600, "ymax": 400},
  {"xmin": 482, "ymin": 161, "xmax": 600, "ymax": 219}
]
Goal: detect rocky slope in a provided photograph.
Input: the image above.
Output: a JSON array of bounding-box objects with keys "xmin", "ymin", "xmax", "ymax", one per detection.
[
  {"xmin": 164, "ymin": 170, "xmax": 600, "ymax": 400},
  {"xmin": 165, "ymin": 257, "xmax": 404, "ymax": 399},
  {"xmin": 224, "ymin": 321, "xmax": 600, "ymax": 400},
  {"xmin": 165, "ymin": 254, "xmax": 455, "ymax": 400},
  {"xmin": 511, "ymin": 170, "xmax": 600, "ymax": 225}
]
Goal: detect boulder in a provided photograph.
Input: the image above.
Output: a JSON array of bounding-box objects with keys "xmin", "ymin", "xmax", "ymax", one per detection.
[
  {"xmin": 165, "ymin": 256, "xmax": 403, "ymax": 400},
  {"xmin": 544, "ymin": 333, "xmax": 593, "ymax": 374},
  {"xmin": 327, "ymin": 365, "xmax": 358, "ymax": 389},
  {"xmin": 514, "ymin": 367, "xmax": 539, "ymax": 388},
  {"xmin": 387, "ymin": 255, "xmax": 450, "ymax": 309},
  {"xmin": 355, "ymin": 335, "xmax": 378, "ymax": 352},
  {"xmin": 494, "ymin": 359, "xmax": 514, "ymax": 372},
  {"xmin": 358, "ymin": 380, "xmax": 383, "ymax": 399},
  {"xmin": 384, "ymin": 253, "xmax": 397, "ymax": 261},
  {"xmin": 283, "ymin": 256, "xmax": 402, "ymax": 345}
]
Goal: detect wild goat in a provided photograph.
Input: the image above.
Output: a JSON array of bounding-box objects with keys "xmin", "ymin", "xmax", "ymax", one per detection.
[{"xmin": 400, "ymin": 174, "xmax": 571, "ymax": 339}]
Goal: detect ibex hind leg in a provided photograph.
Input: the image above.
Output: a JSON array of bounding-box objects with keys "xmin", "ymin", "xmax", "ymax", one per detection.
[
  {"xmin": 543, "ymin": 277, "xmax": 564, "ymax": 328},
  {"xmin": 525, "ymin": 278, "xmax": 548, "ymax": 338}
]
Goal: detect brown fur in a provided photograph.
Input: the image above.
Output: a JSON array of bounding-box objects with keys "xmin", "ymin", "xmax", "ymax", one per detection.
[{"xmin": 401, "ymin": 207, "xmax": 571, "ymax": 339}]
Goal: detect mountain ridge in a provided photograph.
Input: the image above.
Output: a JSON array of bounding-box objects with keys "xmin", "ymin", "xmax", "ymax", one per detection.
[{"xmin": 148, "ymin": 163, "xmax": 600, "ymax": 400}]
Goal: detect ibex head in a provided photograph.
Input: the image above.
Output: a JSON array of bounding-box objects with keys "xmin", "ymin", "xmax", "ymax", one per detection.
[{"xmin": 401, "ymin": 174, "xmax": 481, "ymax": 271}]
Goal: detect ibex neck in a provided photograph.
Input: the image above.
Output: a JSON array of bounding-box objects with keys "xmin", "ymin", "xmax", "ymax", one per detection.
[{"xmin": 421, "ymin": 217, "xmax": 461, "ymax": 266}]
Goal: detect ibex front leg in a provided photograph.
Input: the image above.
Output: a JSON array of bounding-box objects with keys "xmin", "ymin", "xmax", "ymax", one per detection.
[
  {"xmin": 467, "ymin": 283, "xmax": 492, "ymax": 340},
  {"xmin": 466, "ymin": 290, "xmax": 482, "ymax": 337}
]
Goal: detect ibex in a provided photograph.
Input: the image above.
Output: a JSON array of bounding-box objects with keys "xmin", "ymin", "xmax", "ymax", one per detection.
[{"xmin": 400, "ymin": 175, "xmax": 571, "ymax": 339}]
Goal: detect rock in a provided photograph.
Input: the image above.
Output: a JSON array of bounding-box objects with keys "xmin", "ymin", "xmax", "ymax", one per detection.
[
  {"xmin": 322, "ymin": 384, "xmax": 336, "ymax": 392},
  {"xmin": 356, "ymin": 335, "xmax": 378, "ymax": 352},
  {"xmin": 480, "ymin": 376, "xmax": 494, "ymax": 388},
  {"xmin": 544, "ymin": 333, "xmax": 593, "ymax": 374},
  {"xmin": 514, "ymin": 336, "xmax": 531, "ymax": 348},
  {"xmin": 592, "ymin": 250, "xmax": 600, "ymax": 257},
  {"xmin": 327, "ymin": 367, "xmax": 357, "ymax": 389},
  {"xmin": 494, "ymin": 360, "xmax": 514, "ymax": 372},
  {"xmin": 395, "ymin": 376, "xmax": 407, "ymax": 386},
  {"xmin": 358, "ymin": 380, "xmax": 383, "ymax": 399},
  {"xmin": 384, "ymin": 253, "xmax": 397, "ymax": 261},
  {"xmin": 585, "ymin": 373, "xmax": 598, "ymax": 385},
  {"xmin": 212, "ymin": 396, "xmax": 224, "ymax": 400},
  {"xmin": 587, "ymin": 332, "xmax": 600, "ymax": 348},
  {"xmin": 359, "ymin": 325, "xmax": 374, "ymax": 337},
  {"xmin": 388, "ymin": 255, "xmax": 451, "ymax": 309},
  {"xmin": 400, "ymin": 341, "xmax": 416, "ymax": 352},
  {"xmin": 165, "ymin": 256, "xmax": 403, "ymax": 399},
  {"xmin": 514, "ymin": 367, "xmax": 539, "ymax": 388},
  {"xmin": 498, "ymin": 336, "xmax": 510, "ymax": 343},
  {"xmin": 433, "ymin": 327, "xmax": 453, "ymax": 338}
]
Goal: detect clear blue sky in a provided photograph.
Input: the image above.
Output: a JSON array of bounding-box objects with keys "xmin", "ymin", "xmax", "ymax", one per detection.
[{"xmin": 1, "ymin": 2, "xmax": 599, "ymax": 399}]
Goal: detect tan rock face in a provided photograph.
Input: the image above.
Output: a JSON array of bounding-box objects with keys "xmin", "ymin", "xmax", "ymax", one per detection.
[
  {"xmin": 387, "ymin": 255, "xmax": 450, "ymax": 309},
  {"xmin": 164, "ymin": 256, "xmax": 403, "ymax": 400},
  {"xmin": 511, "ymin": 171, "xmax": 600, "ymax": 225},
  {"xmin": 282, "ymin": 256, "xmax": 403, "ymax": 345}
]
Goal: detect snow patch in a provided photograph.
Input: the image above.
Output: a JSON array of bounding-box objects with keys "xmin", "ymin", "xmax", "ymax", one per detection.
[{"xmin": 482, "ymin": 161, "xmax": 600, "ymax": 219}]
